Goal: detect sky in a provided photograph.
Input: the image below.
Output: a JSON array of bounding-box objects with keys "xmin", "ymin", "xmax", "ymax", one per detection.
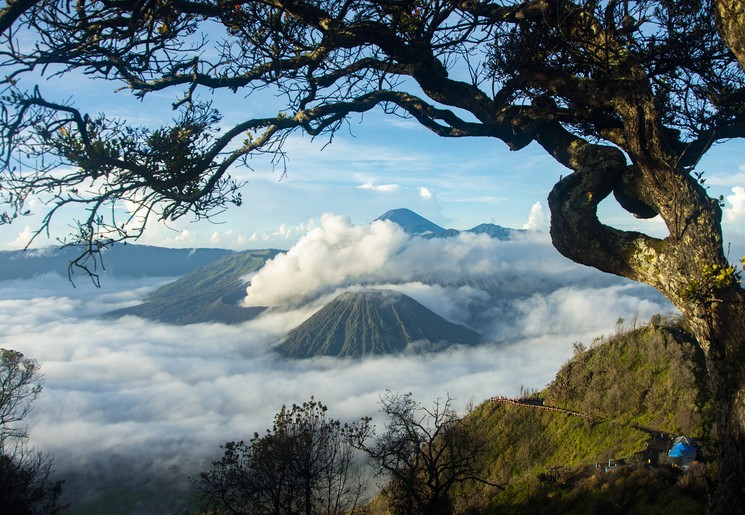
[{"xmin": 1, "ymin": 53, "xmax": 744, "ymax": 252}]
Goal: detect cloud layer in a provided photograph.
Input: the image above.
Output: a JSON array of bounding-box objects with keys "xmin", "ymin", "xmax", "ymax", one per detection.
[
  {"xmin": 0, "ymin": 226, "xmax": 675, "ymax": 512},
  {"xmin": 244, "ymin": 213, "xmax": 619, "ymax": 312}
]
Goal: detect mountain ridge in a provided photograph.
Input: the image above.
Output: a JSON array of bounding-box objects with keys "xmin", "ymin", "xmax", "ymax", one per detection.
[
  {"xmin": 0, "ymin": 244, "xmax": 233, "ymax": 281},
  {"xmin": 376, "ymin": 208, "xmax": 446, "ymax": 235},
  {"xmin": 107, "ymin": 249, "xmax": 281, "ymax": 324},
  {"xmin": 377, "ymin": 207, "xmax": 523, "ymax": 240}
]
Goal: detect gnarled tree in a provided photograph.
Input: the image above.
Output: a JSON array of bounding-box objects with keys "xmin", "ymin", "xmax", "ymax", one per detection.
[{"xmin": 0, "ymin": 1, "xmax": 743, "ymax": 512}]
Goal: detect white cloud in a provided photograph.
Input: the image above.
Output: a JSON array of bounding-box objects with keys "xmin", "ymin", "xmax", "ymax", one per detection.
[
  {"xmin": 725, "ymin": 186, "xmax": 745, "ymax": 224},
  {"xmin": 244, "ymin": 214, "xmax": 666, "ymax": 327},
  {"xmin": 358, "ymin": 182, "xmax": 400, "ymax": 192},
  {"xmin": 273, "ymin": 224, "xmax": 291, "ymax": 238},
  {"xmin": 523, "ymin": 201, "xmax": 548, "ymax": 231},
  {"xmin": 245, "ymin": 214, "xmax": 410, "ymax": 307},
  {"xmin": 420, "ymin": 187, "xmax": 433, "ymax": 199},
  {"xmin": 245, "ymin": 220, "xmax": 317, "ymax": 243},
  {"xmin": 7, "ymin": 225, "xmax": 35, "ymax": 250},
  {"xmin": 510, "ymin": 284, "xmax": 665, "ymax": 339},
  {"xmin": 0, "ymin": 223, "xmax": 674, "ymax": 510}
]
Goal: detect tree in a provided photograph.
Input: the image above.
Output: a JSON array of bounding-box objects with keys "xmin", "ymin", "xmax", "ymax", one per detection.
[
  {"xmin": 0, "ymin": 348, "xmax": 42, "ymax": 445},
  {"xmin": 0, "ymin": 449, "xmax": 64, "ymax": 515},
  {"xmin": 192, "ymin": 398, "xmax": 367, "ymax": 514},
  {"xmin": 0, "ymin": 1, "xmax": 743, "ymax": 511},
  {"xmin": 350, "ymin": 391, "xmax": 492, "ymax": 515},
  {"xmin": 0, "ymin": 349, "xmax": 64, "ymax": 515}
]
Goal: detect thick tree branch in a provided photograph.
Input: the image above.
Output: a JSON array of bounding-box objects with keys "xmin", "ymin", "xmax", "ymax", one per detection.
[{"xmin": 0, "ymin": 0, "xmax": 39, "ymax": 36}]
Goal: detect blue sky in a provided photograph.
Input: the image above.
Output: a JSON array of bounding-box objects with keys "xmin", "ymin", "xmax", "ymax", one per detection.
[{"xmin": 1, "ymin": 59, "xmax": 744, "ymax": 252}]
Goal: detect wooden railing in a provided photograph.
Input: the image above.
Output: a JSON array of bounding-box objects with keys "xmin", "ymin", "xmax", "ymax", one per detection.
[{"xmin": 488, "ymin": 395, "xmax": 595, "ymax": 421}]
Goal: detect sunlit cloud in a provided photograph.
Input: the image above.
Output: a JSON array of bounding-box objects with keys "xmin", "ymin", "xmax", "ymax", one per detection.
[
  {"xmin": 522, "ymin": 201, "xmax": 548, "ymax": 231},
  {"xmin": 358, "ymin": 182, "xmax": 400, "ymax": 192},
  {"xmin": 245, "ymin": 214, "xmax": 409, "ymax": 307},
  {"xmin": 420, "ymin": 186, "xmax": 433, "ymax": 199},
  {"xmin": 6, "ymin": 225, "xmax": 35, "ymax": 250},
  {"xmin": 244, "ymin": 214, "xmax": 667, "ymax": 317},
  {"xmin": 725, "ymin": 186, "xmax": 745, "ymax": 224},
  {"xmin": 174, "ymin": 229, "xmax": 191, "ymax": 242}
]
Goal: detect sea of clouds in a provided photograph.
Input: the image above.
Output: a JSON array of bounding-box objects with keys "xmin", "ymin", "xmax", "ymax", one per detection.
[{"xmin": 0, "ymin": 215, "xmax": 678, "ymax": 513}]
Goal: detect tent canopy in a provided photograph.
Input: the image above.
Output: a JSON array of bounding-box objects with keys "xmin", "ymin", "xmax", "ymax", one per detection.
[{"xmin": 668, "ymin": 436, "xmax": 697, "ymax": 463}]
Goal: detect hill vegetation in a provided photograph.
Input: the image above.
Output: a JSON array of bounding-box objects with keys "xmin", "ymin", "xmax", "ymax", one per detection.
[{"xmin": 449, "ymin": 318, "xmax": 713, "ymax": 514}]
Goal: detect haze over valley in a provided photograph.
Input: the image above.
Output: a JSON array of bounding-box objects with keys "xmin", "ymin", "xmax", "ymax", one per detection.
[{"xmin": 0, "ymin": 209, "xmax": 678, "ymax": 512}]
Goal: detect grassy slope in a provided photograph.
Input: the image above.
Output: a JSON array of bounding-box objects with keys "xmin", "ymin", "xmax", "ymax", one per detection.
[{"xmin": 453, "ymin": 321, "xmax": 713, "ymax": 514}]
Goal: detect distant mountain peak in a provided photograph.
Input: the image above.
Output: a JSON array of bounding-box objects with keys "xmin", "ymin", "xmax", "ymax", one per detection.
[
  {"xmin": 375, "ymin": 208, "xmax": 521, "ymax": 241},
  {"xmin": 276, "ymin": 288, "xmax": 481, "ymax": 358},
  {"xmin": 376, "ymin": 208, "xmax": 445, "ymax": 236}
]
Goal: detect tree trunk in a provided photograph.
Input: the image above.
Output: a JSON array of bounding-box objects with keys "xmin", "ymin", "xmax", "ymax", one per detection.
[
  {"xmin": 715, "ymin": 0, "xmax": 745, "ymax": 71},
  {"xmin": 692, "ymin": 302, "xmax": 745, "ymax": 515},
  {"xmin": 711, "ymin": 21, "xmax": 745, "ymax": 511},
  {"xmin": 544, "ymin": 129, "xmax": 745, "ymax": 513}
]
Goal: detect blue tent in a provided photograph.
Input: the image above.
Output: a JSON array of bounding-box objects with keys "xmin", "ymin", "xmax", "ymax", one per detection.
[{"xmin": 668, "ymin": 436, "xmax": 697, "ymax": 467}]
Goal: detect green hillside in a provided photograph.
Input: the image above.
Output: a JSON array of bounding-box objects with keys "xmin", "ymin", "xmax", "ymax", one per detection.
[
  {"xmin": 107, "ymin": 249, "xmax": 281, "ymax": 324},
  {"xmin": 453, "ymin": 320, "xmax": 713, "ymax": 514},
  {"xmin": 276, "ymin": 289, "xmax": 482, "ymax": 358}
]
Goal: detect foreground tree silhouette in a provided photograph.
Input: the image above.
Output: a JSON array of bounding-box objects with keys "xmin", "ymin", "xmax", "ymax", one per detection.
[
  {"xmin": 1, "ymin": 2, "xmax": 744, "ymax": 511},
  {"xmin": 193, "ymin": 398, "xmax": 366, "ymax": 514},
  {"xmin": 0, "ymin": 349, "xmax": 64, "ymax": 515},
  {"xmin": 349, "ymin": 392, "xmax": 491, "ymax": 515}
]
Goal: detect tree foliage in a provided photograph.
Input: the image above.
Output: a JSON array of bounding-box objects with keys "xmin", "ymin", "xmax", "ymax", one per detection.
[
  {"xmin": 0, "ymin": 348, "xmax": 42, "ymax": 445},
  {"xmin": 192, "ymin": 397, "xmax": 367, "ymax": 515},
  {"xmin": 0, "ymin": 349, "xmax": 64, "ymax": 515},
  {"xmin": 350, "ymin": 391, "xmax": 492, "ymax": 515},
  {"xmin": 0, "ymin": 448, "xmax": 65, "ymax": 515}
]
